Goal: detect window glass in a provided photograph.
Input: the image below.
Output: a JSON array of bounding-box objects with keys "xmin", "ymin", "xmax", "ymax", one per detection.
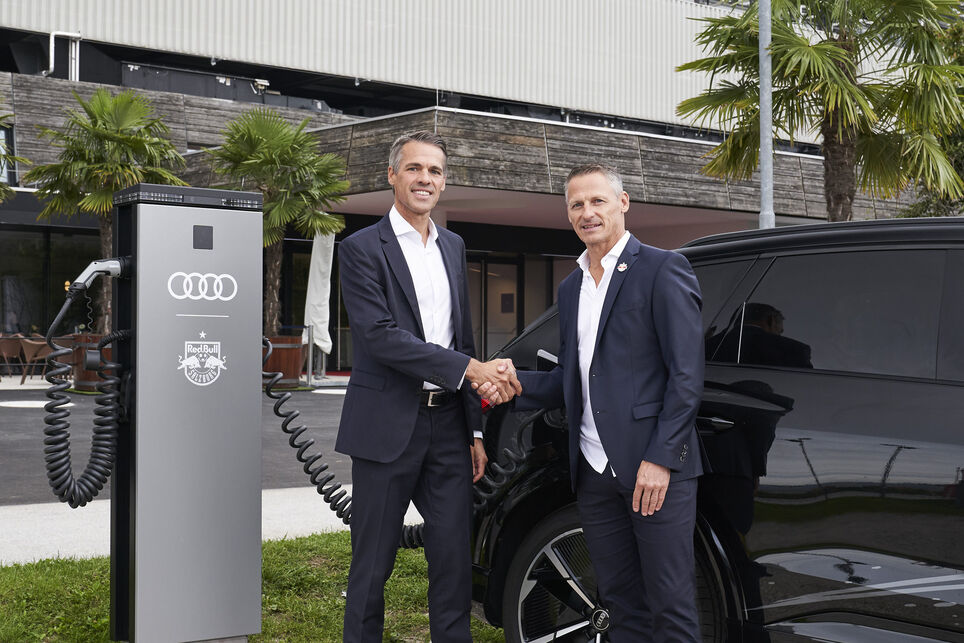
[
  {"xmin": 0, "ymin": 126, "xmax": 12, "ymax": 185},
  {"xmin": 0, "ymin": 231, "xmax": 44, "ymax": 334},
  {"xmin": 706, "ymin": 250, "xmax": 944, "ymax": 378},
  {"xmin": 48, "ymin": 232, "xmax": 100, "ymax": 334},
  {"xmin": 693, "ymin": 259, "xmax": 754, "ymax": 333}
]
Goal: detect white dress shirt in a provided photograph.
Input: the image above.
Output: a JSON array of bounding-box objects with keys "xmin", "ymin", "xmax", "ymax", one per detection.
[
  {"xmin": 390, "ymin": 208, "xmax": 481, "ymax": 438},
  {"xmin": 390, "ymin": 207, "xmax": 455, "ymax": 390},
  {"xmin": 576, "ymin": 231, "xmax": 632, "ymax": 474}
]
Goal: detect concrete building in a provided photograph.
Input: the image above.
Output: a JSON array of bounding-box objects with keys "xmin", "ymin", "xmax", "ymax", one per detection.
[{"xmin": 0, "ymin": 1, "xmax": 911, "ymax": 366}]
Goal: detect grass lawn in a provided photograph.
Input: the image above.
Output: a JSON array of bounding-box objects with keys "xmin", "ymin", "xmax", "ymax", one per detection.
[{"xmin": 0, "ymin": 531, "xmax": 506, "ymax": 642}]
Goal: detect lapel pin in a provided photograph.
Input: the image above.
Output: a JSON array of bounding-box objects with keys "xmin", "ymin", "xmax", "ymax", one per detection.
[{"xmin": 617, "ymin": 262, "xmax": 628, "ymax": 272}]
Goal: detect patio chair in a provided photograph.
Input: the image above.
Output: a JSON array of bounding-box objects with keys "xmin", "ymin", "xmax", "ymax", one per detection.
[
  {"xmin": 19, "ymin": 338, "xmax": 53, "ymax": 385},
  {"xmin": 0, "ymin": 336, "xmax": 24, "ymax": 379}
]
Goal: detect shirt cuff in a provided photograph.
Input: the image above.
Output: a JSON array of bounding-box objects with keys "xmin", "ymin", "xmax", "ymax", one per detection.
[{"xmin": 473, "ymin": 430, "xmax": 483, "ymax": 440}]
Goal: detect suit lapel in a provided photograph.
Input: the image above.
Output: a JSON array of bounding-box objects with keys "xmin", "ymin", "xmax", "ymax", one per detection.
[
  {"xmin": 593, "ymin": 235, "xmax": 641, "ymax": 356},
  {"xmin": 436, "ymin": 230, "xmax": 463, "ymax": 347},
  {"xmin": 378, "ymin": 216, "xmax": 425, "ymax": 339},
  {"xmin": 560, "ymin": 272, "xmax": 582, "ymax": 394}
]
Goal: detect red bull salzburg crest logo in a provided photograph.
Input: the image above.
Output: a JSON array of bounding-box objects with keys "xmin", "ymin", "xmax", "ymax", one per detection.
[{"xmin": 177, "ymin": 331, "xmax": 227, "ymax": 386}]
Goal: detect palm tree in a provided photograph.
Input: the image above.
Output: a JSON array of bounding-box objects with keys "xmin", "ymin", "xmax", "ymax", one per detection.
[
  {"xmin": 207, "ymin": 107, "xmax": 348, "ymax": 337},
  {"xmin": 677, "ymin": 0, "xmax": 964, "ymax": 222},
  {"xmin": 22, "ymin": 89, "xmax": 186, "ymax": 332},
  {"xmin": 905, "ymin": 19, "xmax": 964, "ymax": 217},
  {"xmin": 0, "ymin": 113, "xmax": 29, "ymax": 203}
]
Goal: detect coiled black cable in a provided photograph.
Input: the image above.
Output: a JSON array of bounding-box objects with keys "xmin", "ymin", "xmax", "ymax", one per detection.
[
  {"xmin": 261, "ymin": 339, "xmax": 359, "ymax": 522},
  {"xmin": 262, "ymin": 338, "xmax": 429, "ymax": 548},
  {"xmin": 471, "ymin": 410, "xmax": 541, "ymax": 515},
  {"xmin": 263, "ymin": 337, "xmax": 539, "ymax": 549},
  {"xmin": 42, "ymin": 293, "xmax": 130, "ymax": 508}
]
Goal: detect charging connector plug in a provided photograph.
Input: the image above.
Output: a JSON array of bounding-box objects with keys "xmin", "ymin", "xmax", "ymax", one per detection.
[{"xmin": 68, "ymin": 257, "xmax": 132, "ymax": 297}]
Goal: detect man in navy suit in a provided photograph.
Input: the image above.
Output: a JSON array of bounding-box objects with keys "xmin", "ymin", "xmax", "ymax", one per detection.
[
  {"xmin": 336, "ymin": 131, "xmax": 521, "ymax": 642},
  {"xmin": 481, "ymin": 164, "xmax": 704, "ymax": 641}
]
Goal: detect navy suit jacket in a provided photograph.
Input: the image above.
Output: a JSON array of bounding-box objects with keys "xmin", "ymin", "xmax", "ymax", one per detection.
[
  {"xmin": 516, "ymin": 235, "xmax": 704, "ymax": 490},
  {"xmin": 335, "ymin": 215, "xmax": 482, "ymax": 463}
]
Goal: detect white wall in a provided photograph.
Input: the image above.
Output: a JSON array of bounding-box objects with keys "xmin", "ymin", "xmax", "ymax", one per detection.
[{"xmin": 1, "ymin": 0, "xmax": 733, "ymax": 126}]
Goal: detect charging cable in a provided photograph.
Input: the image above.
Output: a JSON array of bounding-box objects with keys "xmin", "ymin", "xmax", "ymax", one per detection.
[{"xmin": 42, "ymin": 257, "xmax": 131, "ymax": 507}]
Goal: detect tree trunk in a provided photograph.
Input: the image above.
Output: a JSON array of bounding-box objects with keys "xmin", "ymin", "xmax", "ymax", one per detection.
[
  {"xmin": 96, "ymin": 215, "xmax": 113, "ymax": 334},
  {"xmin": 822, "ymin": 27, "xmax": 859, "ymax": 223},
  {"xmin": 821, "ymin": 112, "xmax": 858, "ymax": 222},
  {"xmin": 263, "ymin": 239, "xmax": 283, "ymax": 337}
]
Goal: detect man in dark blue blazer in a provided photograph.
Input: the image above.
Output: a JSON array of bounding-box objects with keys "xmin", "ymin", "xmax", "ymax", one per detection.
[
  {"xmin": 482, "ymin": 164, "xmax": 704, "ymax": 641},
  {"xmin": 336, "ymin": 131, "xmax": 520, "ymax": 642}
]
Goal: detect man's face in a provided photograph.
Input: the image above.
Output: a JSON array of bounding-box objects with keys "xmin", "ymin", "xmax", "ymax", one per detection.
[
  {"xmin": 387, "ymin": 141, "xmax": 446, "ymax": 219},
  {"xmin": 566, "ymin": 171, "xmax": 629, "ymax": 253},
  {"xmin": 765, "ymin": 312, "xmax": 785, "ymax": 335}
]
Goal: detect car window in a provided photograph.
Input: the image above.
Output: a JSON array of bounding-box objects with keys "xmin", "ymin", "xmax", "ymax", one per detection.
[
  {"xmin": 706, "ymin": 250, "xmax": 945, "ymax": 378},
  {"xmin": 692, "ymin": 260, "xmax": 754, "ymax": 333}
]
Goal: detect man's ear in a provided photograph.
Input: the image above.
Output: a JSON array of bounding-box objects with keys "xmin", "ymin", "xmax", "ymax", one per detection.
[{"xmin": 387, "ymin": 166, "xmax": 397, "ymax": 187}]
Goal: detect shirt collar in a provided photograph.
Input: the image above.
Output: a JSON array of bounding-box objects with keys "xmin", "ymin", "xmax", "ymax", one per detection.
[
  {"xmin": 576, "ymin": 231, "xmax": 632, "ymax": 273},
  {"xmin": 389, "ymin": 206, "xmax": 438, "ymax": 244}
]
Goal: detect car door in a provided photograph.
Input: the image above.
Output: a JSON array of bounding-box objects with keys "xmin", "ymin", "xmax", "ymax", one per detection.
[{"xmin": 695, "ymin": 247, "xmax": 964, "ymax": 641}]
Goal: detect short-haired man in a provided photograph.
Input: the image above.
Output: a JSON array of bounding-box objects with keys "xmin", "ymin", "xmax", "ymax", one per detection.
[
  {"xmin": 481, "ymin": 164, "xmax": 704, "ymax": 641},
  {"xmin": 336, "ymin": 130, "xmax": 521, "ymax": 642}
]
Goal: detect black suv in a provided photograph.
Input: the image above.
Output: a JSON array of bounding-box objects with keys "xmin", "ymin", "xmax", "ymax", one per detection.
[{"xmin": 470, "ymin": 218, "xmax": 964, "ymax": 643}]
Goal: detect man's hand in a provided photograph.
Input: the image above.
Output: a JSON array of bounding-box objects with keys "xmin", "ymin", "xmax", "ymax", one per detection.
[
  {"xmin": 632, "ymin": 460, "xmax": 671, "ymax": 516},
  {"xmin": 470, "ymin": 437, "xmax": 488, "ymax": 482},
  {"xmin": 466, "ymin": 358, "xmax": 522, "ymax": 404}
]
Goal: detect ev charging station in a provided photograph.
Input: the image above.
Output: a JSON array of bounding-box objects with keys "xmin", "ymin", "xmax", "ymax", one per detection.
[
  {"xmin": 113, "ymin": 184, "xmax": 263, "ymax": 642},
  {"xmin": 46, "ymin": 184, "xmax": 264, "ymax": 642}
]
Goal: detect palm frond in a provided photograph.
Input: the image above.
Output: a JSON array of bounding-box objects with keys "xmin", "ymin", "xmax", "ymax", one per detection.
[
  {"xmin": 209, "ymin": 107, "xmax": 349, "ymax": 246},
  {"xmin": 22, "ymin": 88, "xmax": 185, "ymax": 220}
]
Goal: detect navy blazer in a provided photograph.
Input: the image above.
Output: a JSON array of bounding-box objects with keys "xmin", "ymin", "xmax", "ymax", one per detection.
[
  {"xmin": 516, "ymin": 235, "xmax": 704, "ymax": 490},
  {"xmin": 335, "ymin": 215, "xmax": 482, "ymax": 463}
]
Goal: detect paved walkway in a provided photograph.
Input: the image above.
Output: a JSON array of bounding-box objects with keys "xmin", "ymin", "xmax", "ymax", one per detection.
[
  {"xmin": 0, "ymin": 371, "xmax": 422, "ymax": 568},
  {"xmin": 0, "ymin": 486, "xmax": 424, "ymax": 566}
]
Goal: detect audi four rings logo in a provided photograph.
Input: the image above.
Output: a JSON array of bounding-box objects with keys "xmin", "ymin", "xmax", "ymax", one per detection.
[{"xmin": 167, "ymin": 272, "xmax": 238, "ymax": 301}]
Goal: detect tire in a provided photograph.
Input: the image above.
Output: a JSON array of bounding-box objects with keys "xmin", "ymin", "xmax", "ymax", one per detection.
[{"xmin": 502, "ymin": 505, "xmax": 724, "ymax": 643}]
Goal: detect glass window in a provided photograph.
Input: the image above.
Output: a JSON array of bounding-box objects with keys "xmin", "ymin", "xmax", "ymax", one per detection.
[
  {"xmin": 0, "ymin": 126, "xmax": 12, "ymax": 185},
  {"xmin": 706, "ymin": 250, "xmax": 944, "ymax": 378},
  {"xmin": 467, "ymin": 260, "xmax": 483, "ymax": 358},
  {"xmin": 0, "ymin": 231, "xmax": 45, "ymax": 334},
  {"xmin": 48, "ymin": 232, "xmax": 100, "ymax": 334},
  {"xmin": 486, "ymin": 262, "xmax": 519, "ymax": 356},
  {"xmin": 693, "ymin": 259, "xmax": 754, "ymax": 333}
]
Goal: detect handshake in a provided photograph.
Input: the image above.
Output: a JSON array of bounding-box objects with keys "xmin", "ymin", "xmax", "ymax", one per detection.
[{"xmin": 466, "ymin": 358, "xmax": 522, "ymax": 405}]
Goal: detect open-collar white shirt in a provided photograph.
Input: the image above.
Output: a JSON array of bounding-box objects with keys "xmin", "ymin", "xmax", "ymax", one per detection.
[
  {"xmin": 390, "ymin": 207, "xmax": 480, "ymax": 436},
  {"xmin": 576, "ymin": 230, "xmax": 631, "ymax": 474},
  {"xmin": 389, "ymin": 207, "xmax": 455, "ymax": 390}
]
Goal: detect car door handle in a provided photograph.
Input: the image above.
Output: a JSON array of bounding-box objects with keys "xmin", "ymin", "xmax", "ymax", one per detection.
[
  {"xmin": 536, "ymin": 349, "xmax": 558, "ymax": 371},
  {"xmin": 696, "ymin": 415, "xmax": 735, "ymax": 431}
]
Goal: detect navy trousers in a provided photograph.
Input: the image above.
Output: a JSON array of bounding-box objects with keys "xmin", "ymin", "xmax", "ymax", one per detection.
[
  {"xmin": 343, "ymin": 399, "xmax": 473, "ymax": 643},
  {"xmin": 576, "ymin": 455, "xmax": 700, "ymax": 643}
]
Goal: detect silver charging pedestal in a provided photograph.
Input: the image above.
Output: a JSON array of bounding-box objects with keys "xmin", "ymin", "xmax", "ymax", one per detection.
[{"xmin": 112, "ymin": 184, "xmax": 263, "ymax": 642}]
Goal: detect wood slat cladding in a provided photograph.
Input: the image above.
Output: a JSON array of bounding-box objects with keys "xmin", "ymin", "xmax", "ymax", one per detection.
[
  {"xmin": 0, "ymin": 73, "xmax": 14, "ymax": 118},
  {"xmin": 310, "ymin": 108, "xmax": 911, "ymax": 221},
  {"xmin": 1, "ymin": 74, "xmax": 914, "ymax": 221},
  {"xmin": 438, "ymin": 110, "xmax": 550, "ymax": 194},
  {"xmin": 639, "ymin": 136, "xmax": 729, "ymax": 210},
  {"xmin": 3, "ymin": 74, "xmax": 355, "ymax": 173},
  {"xmin": 181, "ymin": 95, "xmax": 347, "ymax": 152},
  {"xmin": 546, "ymin": 124, "xmax": 644, "ymax": 199}
]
